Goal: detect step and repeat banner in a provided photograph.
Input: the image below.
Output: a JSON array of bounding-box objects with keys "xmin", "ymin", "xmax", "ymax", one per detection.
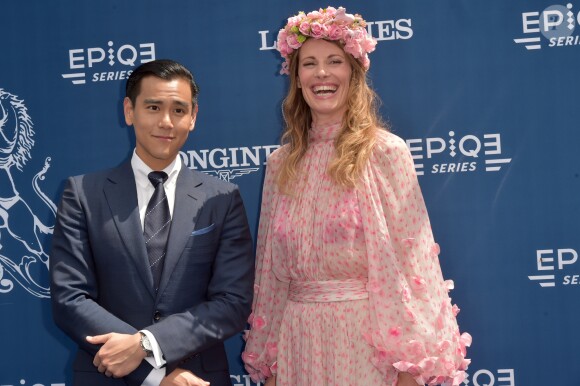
[{"xmin": 1, "ymin": 1, "xmax": 578, "ymax": 385}]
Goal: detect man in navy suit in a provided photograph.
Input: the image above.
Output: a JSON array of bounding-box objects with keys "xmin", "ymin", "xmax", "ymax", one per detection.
[{"xmin": 50, "ymin": 59, "xmax": 254, "ymax": 386}]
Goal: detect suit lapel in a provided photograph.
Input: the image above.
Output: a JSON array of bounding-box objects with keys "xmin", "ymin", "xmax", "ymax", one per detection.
[
  {"xmin": 103, "ymin": 162, "xmax": 155, "ymax": 298},
  {"xmin": 157, "ymin": 166, "xmax": 205, "ymax": 295}
]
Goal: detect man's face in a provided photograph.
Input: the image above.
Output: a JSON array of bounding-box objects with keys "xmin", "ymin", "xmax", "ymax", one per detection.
[{"xmin": 123, "ymin": 75, "xmax": 197, "ymax": 170}]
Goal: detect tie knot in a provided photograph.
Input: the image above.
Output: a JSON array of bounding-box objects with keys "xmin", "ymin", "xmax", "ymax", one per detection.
[{"xmin": 148, "ymin": 171, "xmax": 168, "ymax": 187}]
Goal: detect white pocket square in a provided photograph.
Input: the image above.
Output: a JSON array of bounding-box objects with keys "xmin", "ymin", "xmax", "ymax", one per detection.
[{"xmin": 191, "ymin": 223, "xmax": 216, "ymax": 236}]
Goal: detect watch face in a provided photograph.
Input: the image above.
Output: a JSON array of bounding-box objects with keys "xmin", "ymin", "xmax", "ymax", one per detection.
[{"xmin": 141, "ymin": 334, "xmax": 152, "ymax": 351}]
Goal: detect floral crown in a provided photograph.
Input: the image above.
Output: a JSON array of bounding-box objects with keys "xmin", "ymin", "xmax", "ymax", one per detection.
[{"xmin": 276, "ymin": 6, "xmax": 377, "ymax": 75}]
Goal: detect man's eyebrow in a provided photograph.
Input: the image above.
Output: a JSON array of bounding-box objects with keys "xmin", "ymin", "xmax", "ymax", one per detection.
[
  {"xmin": 143, "ymin": 98, "xmax": 162, "ymax": 104},
  {"xmin": 142, "ymin": 98, "xmax": 190, "ymax": 108},
  {"xmin": 173, "ymin": 100, "xmax": 190, "ymax": 108}
]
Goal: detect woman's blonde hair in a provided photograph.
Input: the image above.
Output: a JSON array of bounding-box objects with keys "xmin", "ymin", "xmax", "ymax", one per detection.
[{"xmin": 276, "ymin": 41, "xmax": 385, "ymax": 192}]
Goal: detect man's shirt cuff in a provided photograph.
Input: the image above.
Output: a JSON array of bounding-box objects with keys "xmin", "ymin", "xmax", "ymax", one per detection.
[{"xmin": 139, "ymin": 329, "xmax": 166, "ymax": 368}]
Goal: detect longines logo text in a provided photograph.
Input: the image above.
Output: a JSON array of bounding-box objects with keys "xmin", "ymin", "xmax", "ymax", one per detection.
[
  {"xmin": 180, "ymin": 145, "xmax": 280, "ymax": 182},
  {"xmin": 231, "ymin": 374, "xmax": 262, "ymax": 386},
  {"xmin": 61, "ymin": 41, "xmax": 156, "ymax": 85},
  {"xmin": 405, "ymin": 132, "xmax": 512, "ymax": 176},
  {"xmin": 528, "ymin": 248, "xmax": 579, "ymax": 287},
  {"xmin": 514, "ymin": 3, "xmax": 580, "ymax": 50},
  {"xmin": 258, "ymin": 17, "xmax": 413, "ymax": 50}
]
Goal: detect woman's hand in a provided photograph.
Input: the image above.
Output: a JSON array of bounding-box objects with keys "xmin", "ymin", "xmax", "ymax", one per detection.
[
  {"xmin": 264, "ymin": 375, "xmax": 276, "ymax": 386},
  {"xmin": 397, "ymin": 372, "xmax": 418, "ymax": 386}
]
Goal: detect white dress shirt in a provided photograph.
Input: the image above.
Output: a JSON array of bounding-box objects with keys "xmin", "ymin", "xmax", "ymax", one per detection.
[{"xmin": 131, "ymin": 150, "xmax": 181, "ymax": 386}]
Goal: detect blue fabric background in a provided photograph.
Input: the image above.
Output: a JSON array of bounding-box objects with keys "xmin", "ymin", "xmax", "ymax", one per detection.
[{"xmin": 0, "ymin": 1, "xmax": 578, "ymax": 385}]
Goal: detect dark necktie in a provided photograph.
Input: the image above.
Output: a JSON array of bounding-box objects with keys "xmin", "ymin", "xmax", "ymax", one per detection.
[{"xmin": 144, "ymin": 171, "xmax": 171, "ymax": 291}]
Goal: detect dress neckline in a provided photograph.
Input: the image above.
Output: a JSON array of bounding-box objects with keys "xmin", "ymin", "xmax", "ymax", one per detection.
[{"xmin": 309, "ymin": 122, "xmax": 342, "ymax": 143}]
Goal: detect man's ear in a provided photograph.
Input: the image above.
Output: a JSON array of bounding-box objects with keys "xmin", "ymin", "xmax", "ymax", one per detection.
[
  {"xmin": 189, "ymin": 104, "xmax": 199, "ymax": 132},
  {"xmin": 123, "ymin": 97, "xmax": 134, "ymax": 126}
]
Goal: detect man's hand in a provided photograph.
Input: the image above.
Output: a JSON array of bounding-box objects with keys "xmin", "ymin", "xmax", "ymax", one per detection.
[
  {"xmin": 87, "ymin": 332, "xmax": 146, "ymax": 378},
  {"xmin": 160, "ymin": 368, "xmax": 210, "ymax": 386}
]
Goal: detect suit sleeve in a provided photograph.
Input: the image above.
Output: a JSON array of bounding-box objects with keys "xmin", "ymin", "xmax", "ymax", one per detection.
[
  {"xmin": 50, "ymin": 176, "xmax": 152, "ymax": 386},
  {"xmin": 145, "ymin": 185, "xmax": 255, "ymax": 365}
]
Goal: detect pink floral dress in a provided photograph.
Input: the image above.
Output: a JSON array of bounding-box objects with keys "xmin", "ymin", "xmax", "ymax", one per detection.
[{"xmin": 242, "ymin": 123, "xmax": 471, "ymax": 386}]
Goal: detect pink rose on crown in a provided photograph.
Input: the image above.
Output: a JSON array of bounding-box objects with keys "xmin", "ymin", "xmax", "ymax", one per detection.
[
  {"xmin": 345, "ymin": 39, "xmax": 363, "ymax": 58},
  {"xmin": 307, "ymin": 10, "xmax": 323, "ymax": 19},
  {"xmin": 309, "ymin": 22, "xmax": 325, "ymax": 39},
  {"xmin": 360, "ymin": 55, "xmax": 370, "ymax": 69},
  {"xmin": 276, "ymin": 6, "xmax": 377, "ymax": 74},
  {"xmin": 327, "ymin": 24, "xmax": 343, "ymax": 40},
  {"xmin": 286, "ymin": 34, "xmax": 301, "ymax": 50},
  {"xmin": 335, "ymin": 7, "xmax": 355, "ymax": 24},
  {"xmin": 277, "ymin": 32, "xmax": 291, "ymax": 56},
  {"xmin": 288, "ymin": 14, "xmax": 303, "ymax": 27},
  {"xmin": 299, "ymin": 21, "xmax": 311, "ymax": 35},
  {"xmin": 362, "ymin": 37, "xmax": 377, "ymax": 53}
]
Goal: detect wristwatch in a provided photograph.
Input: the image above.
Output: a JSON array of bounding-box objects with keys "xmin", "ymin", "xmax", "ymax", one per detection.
[{"xmin": 139, "ymin": 332, "xmax": 154, "ymax": 357}]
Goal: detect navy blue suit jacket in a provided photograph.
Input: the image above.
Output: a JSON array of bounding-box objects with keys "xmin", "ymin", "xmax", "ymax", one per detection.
[{"xmin": 50, "ymin": 161, "xmax": 254, "ymax": 386}]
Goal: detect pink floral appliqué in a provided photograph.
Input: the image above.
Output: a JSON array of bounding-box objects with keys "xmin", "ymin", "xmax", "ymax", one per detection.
[
  {"xmin": 404, "ymin": 308, "xmax": 416, "ymax": 323},
  {"xmin": 437, "ymin": 339, "xmax": 452, "ymax": 353},
  {"xmin": 444, "ymin": 279, "xmax": 455, "ymax": 292},
  {"xmin": 252, "ymin": 315, "xmax": 267, "ymax": 330},
  {"xmin": 452, "ymin": 304, "xmax": 461, "ymax": 316},
  {"xmin": 388, "ymin": 326, "xmax": 402, "ymax": 338},
  {"xmin": 430, "ymin": 243, "xmax": 441, "ymax": 256},
  {"xmin": 241, "ymin": 351, "xmax": 258, "ymax": 365},
  {"xmin": 401, "ymin": 285, "xmax": 411, "ymax": 302},
  {"xmin": 410, "ymin": 275, "xmax": 427, "ymax": 293}
]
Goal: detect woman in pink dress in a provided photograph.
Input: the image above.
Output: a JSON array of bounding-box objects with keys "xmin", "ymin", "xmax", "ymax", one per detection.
[{"xmin": 242, "ymin": 6, "xmax": 471, "ymax": 386}]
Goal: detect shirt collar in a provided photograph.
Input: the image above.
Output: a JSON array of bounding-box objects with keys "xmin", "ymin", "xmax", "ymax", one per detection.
[{"xmin": 131, "ymin": 150, "xmax": 182, "ymax": 189}]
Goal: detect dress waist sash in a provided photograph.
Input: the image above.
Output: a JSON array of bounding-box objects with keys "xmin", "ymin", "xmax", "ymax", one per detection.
[{"xmin": 288, "ymin": 279, "xmax": 369, "ymax": 303}]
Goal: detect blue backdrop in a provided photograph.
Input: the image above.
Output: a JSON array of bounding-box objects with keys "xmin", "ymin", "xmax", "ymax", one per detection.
[{"xmin": 1, "ymin": 1, "xmax": 579, "ymax": 385}]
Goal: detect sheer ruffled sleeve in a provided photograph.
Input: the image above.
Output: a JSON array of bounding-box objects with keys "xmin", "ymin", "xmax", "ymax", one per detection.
[
  {"xmin": 242, "ymin": 147, "xmax": 289, "ymax": 382},
  {"xmin": 359, "ymin": 130, "xmax": 471, "ymax": 386}
]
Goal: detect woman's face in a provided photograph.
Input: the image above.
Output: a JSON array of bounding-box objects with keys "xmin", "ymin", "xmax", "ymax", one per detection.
[{"xmin": 297, "ymin": 39, "xmax": 352, "ymax": 125}]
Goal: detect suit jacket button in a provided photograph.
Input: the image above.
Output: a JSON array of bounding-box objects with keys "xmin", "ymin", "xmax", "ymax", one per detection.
[{"xmin": 153, "ymin": 311, "xmax": 161, "ymax": 321}]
